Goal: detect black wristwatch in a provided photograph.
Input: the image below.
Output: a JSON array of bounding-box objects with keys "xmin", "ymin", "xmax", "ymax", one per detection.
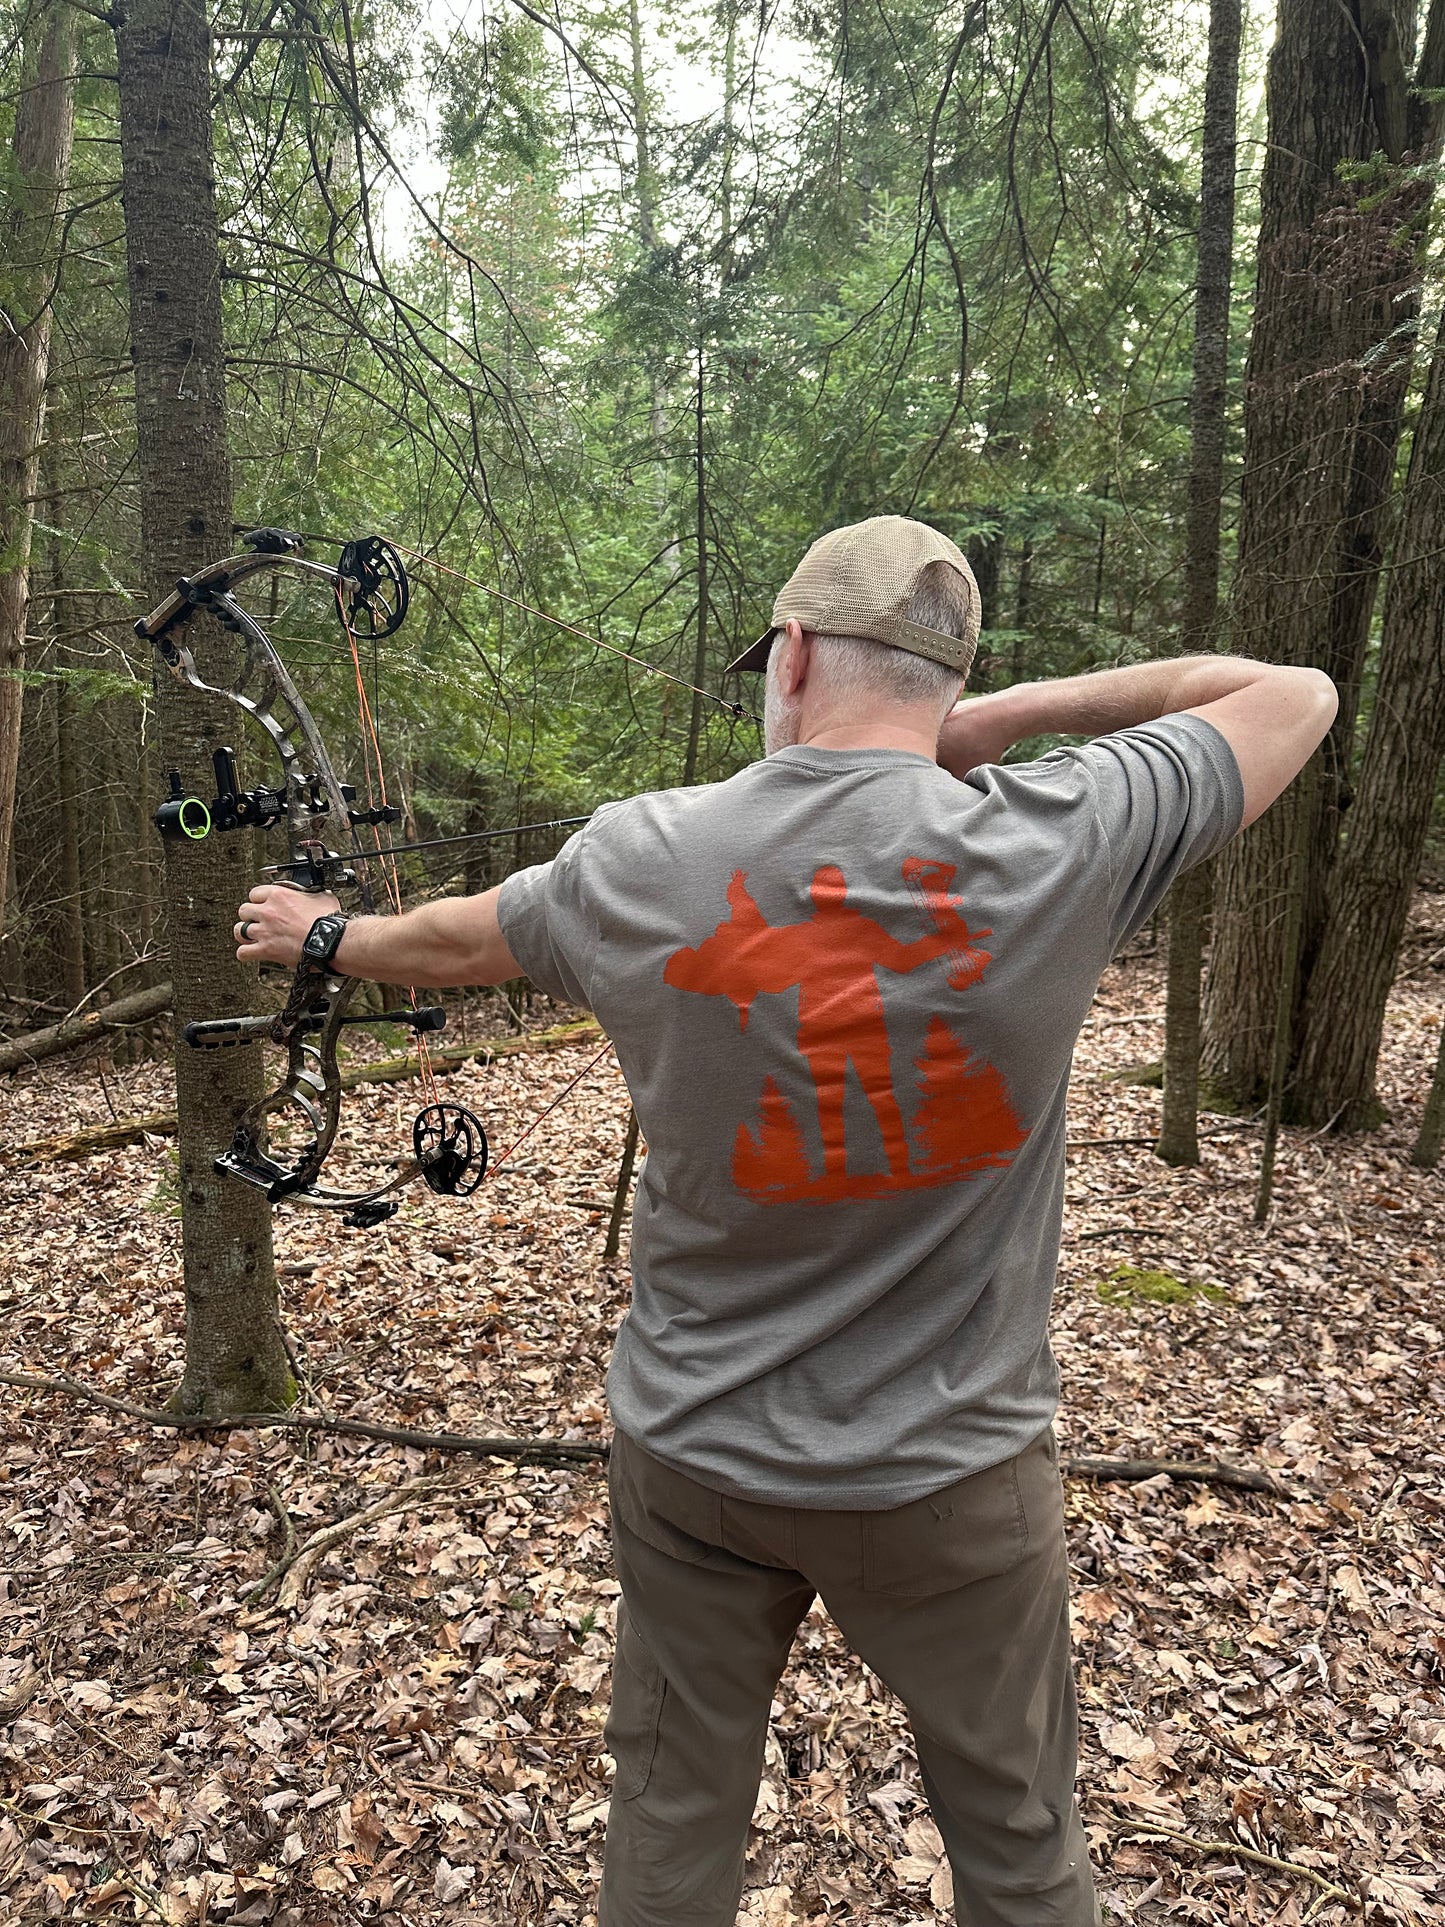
[{"xmin": 300, "ymin": 913, "xmax": 350, "ymax": 971}]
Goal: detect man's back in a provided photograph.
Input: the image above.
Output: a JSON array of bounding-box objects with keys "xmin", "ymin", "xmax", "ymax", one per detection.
[{"xmin": 498, "ymin": 714, "xmax": 1243, "ymax": 1506}]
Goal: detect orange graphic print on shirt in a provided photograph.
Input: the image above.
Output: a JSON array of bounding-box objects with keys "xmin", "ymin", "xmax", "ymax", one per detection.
[{"xmin": 664, "ymin": 858, "xmax": 1027, "ymax": 1204}]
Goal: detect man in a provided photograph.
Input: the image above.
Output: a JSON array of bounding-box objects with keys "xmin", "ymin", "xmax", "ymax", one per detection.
[{"xmin": 236, "ymin": 516, "xmax": 1335, "ymax": 1927}]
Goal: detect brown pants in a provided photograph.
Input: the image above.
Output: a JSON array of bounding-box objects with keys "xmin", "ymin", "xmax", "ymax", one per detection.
[{"xmin": 600, "ymin": 1426, "xmax": 1098, "ymax": 1927}]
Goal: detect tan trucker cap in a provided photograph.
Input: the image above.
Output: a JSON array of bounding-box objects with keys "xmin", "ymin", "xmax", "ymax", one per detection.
[{"xmin": 725, "ymin": 515, "xmax": 981, "ymax": 677}]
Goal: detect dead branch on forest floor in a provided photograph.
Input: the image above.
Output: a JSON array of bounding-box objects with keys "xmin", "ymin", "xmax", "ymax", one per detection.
[
  {"xmin": 1113, "ymin": 1819, "xmax": 1358, "ymax": 1909},
  {"xmin": 4, "ymin": 1017, "xmax": 602, "ymax": 1163},
  {"xmin": 0, "ymin": 1370, "xmax": 606, "ymax": 1466},
  {"xmin": 1064, "ymin": 1455, "xmax": 1292, "ymax": 1496},
  {"xmin": 0, "ymin": 1369, "xmax": 1291, "ymax": 1498},
  {"xmin": 239, "ymin": 1473, "xmax": 461, "ymax": 1617},
  {"xmin": 0, "ymin": 981, "xmax": 174, "ymax": 1075}
]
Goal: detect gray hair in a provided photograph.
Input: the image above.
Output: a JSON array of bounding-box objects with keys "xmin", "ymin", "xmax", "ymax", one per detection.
[{"xmin": 808, "ymin": 560, "xmax": 972, "ymax": 717}]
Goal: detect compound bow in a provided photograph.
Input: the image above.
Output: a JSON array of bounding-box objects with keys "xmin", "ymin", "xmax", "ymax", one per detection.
[{"xmin": 139, "ymin": 527, "xmax": 489, "ymax": 1230}]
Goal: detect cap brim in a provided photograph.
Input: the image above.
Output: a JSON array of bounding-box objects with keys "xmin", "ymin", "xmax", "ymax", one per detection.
[{"xmin": 725, "ymin": 628, "xmax": 777, "ymax": 675}]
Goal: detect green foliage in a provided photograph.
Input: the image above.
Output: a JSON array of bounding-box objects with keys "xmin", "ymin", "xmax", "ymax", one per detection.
[{"xmin": 7, "ymin": 0, "xmax": 1280, "ymax": 988}]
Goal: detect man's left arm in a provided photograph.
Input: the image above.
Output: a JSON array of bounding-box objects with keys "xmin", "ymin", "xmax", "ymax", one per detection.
[{"xmin": 236, "ymin": 882, "xmax": 523, "ymax": 987}]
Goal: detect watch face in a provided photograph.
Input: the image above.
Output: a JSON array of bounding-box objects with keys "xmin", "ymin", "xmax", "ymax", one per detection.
[{"xmin": 305, "ymin": 917, "xmax": 342, "ymax": 960}]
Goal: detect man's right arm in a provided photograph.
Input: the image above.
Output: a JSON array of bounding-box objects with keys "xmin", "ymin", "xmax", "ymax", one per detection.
[{"xmin": 937, "ymin": 656, "xmax": 1337, "ymax": 829}]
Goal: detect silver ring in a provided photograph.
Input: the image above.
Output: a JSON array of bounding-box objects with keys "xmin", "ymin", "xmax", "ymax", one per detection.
[{"xmin": 240, "ymin": 921, "xmax": 255, "ymax": 942}]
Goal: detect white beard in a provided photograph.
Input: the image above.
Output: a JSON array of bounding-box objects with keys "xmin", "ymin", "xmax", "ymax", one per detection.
[{"xmin": 764, "ymin": 653, "xmax": 802, "ymax": 755}]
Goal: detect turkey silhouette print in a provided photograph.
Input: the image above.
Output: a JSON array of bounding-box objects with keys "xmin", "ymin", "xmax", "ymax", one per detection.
[{"xmin": 664, "ymin": 858, "xmax": 1027, "ymax": 1204}]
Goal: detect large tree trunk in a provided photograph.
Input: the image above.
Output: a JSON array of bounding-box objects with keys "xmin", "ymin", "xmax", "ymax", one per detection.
[
  {"xmin": 116, "ymin": 0, "xmax": 291, "ymax": 1414},
  {"xmin": 1200, "ymin": 0, "xmax": 1431, "ymax": 1107},
  {"xmin": 1158, "ymin": 0, "xmax": 1241, "ymax": 1168},
  {"xmin": 1291, "ymin": 306, "xmax": 1445, "ymax": 1127},
  {"xmin": 0, "ymin": 0, "xmax": 76, "ymax": 946}
]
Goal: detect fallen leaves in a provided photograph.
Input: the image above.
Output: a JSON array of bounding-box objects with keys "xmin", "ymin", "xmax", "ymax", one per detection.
[{"xmin": 0, "ymin": 942, "xmax": 1440, "ymax": 1924}]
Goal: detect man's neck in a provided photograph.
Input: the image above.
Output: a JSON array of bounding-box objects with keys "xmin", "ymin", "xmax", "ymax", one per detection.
[{"xmin": 793, "ymin": 721, "xmax": 939, "ymax": 759}]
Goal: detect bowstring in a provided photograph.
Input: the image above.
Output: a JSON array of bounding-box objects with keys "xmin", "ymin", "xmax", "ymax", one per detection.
[
  {"xmin": 486, "ymin": 1039, "xmax": 617, "ymax": 1179},
  {"xmin": 387, "ymin": 540, "xmax": 762, "ymax": 727},
  {"xmin": 334, "ymin": 585, "xmax": 443, "ymax": 1120},
  {"xmin": 333, "ymin": 581, "xmax": 608, "ymax": 1188},
  {"xmin": 328, "ymin": 543, "xmax": 731, "ymax": 1190}
]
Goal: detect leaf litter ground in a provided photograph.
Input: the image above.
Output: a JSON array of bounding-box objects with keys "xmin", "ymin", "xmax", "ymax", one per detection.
[{"xmin": 0, "ymin": 924, "xmax": 1441, "ymax": 1927}]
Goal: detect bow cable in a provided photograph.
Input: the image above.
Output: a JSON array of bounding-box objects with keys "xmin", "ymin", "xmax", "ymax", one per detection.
[
  {"xmin": 334, "ymin": 583, "xmax": 446, "ymax": 1126},
  {"xmin": 334, "ymin": 581, "xmax": 613, "ymax": 1190},
  {"xmin": 324, "ymin": 537, "xmax": 758, "ymax": 1188},
  {"xmin": 386, "ymin": 540, "xmax": 761, "ymax": 727}
]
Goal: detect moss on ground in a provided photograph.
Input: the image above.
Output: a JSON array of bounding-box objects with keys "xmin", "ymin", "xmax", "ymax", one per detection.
[{"xmin": 1095, "ymin": 1263, "xmax": 1231, "ymax": 1307}]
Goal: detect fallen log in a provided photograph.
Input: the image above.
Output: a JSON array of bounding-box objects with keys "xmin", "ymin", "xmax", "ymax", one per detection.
[
  {"xmin": 0, "ymin": 1369, "xmax": 606, "ymax": 1467},
  {"xmin": 6, "ymin": 1017, "xmax": 604, "ymax": 1164},
  {"xmin": 0, "ymin": 980, "xmax": 174, "ymax": 1075},
  {"xmin": 0, "ymin": 1370, "xmax": 1293, "ymax": 1501}
]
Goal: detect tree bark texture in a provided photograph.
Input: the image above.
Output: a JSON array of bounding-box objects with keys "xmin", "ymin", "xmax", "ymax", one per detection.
[
  {"xmin": 1292, "ymin": 306, "xmax": 1445, "ymax": 1127},
  {"xmin": 1159, "ymin": 862, "xmax": 1212, "ymax": 1164},
  {"xmin": 1178, "ymin": 0, "xmax": 1241, "ymax": 655},
  {"xmin": 682, "ymin": 341, "xmax": 708, "ymax": 786},
  {"xmin": 116, "ymin": 0, "xmax": 290, "ymax": 1414},
  {"xmin": 0, "ymin": 0, "xmax": 76, "ymax": 947},
  {"xmin": 1159, "ymin": 0, "xmax": 1241, "ymax": 1166},
  {"xmin": 1201, "ymin": 0, "xmax": 1433, "ymax": 1107},
  {"xmin": 1410, "ymin": 1019, "xmax": 1445, "ymax": 1167}
]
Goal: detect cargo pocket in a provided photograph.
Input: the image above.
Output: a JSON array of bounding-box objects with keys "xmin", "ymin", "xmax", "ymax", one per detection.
[{"xmin": 604, "ymin": 1607, "xmax": 666, "ymax": 1801}]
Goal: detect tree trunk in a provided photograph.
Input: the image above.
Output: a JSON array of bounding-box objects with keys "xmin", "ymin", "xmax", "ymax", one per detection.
[
  {"xmin": 1177, "ymin": 0, "xmax": 1241, "ymax": 657},
  {"xmin": 1159, "ymin": 0, "xmax": 1241, "ymax": 1168},
  {"xmin": 682, "ymin": 340, "xmax": 709, "ymax": 786},
  {"xmin": 1201, "ymin": 0, "xmax": 1433, "ymax": 1107},
  {"xmin": 1411, "ymin": 1020, "xmax": 1445, "ymax": 1168},
  {"xmin": 0, "ymin": 0, "xmax": 76, "ymax": 944},
  {"xmin": 1011, "ymin": 536, "xmax": 1033, "ymax": 682},
  {"xmin": 627, "ymin": 0, "xmax": 659, "ymax": 253},
  {"xmin": 967, "ymin": 516, "xmax": 1001, "ymax": 628},
  {"xmin": 626, "ymin": 0, "xmax": 671, "ymax": 507},
  {"xmin": 116, "ymin": 0, "xmax": 290, "ymax": 1414},
  {"xmin": 1254, "ymin": 762, "xmax": 1316, "ymax": 1221},
  {"xmin": 1291, "ymin": 306, "xmax": 1445, "ymax": 1127}
]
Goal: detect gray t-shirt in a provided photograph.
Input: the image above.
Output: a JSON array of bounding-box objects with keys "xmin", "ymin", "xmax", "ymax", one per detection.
[{"xmin": 497, "ymin": 714, "xmax": 1244, "ymax": 1507}]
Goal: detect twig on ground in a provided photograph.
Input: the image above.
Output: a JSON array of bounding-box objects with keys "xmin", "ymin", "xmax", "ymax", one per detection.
[
  {"xmin": 1063, "ymin": 1456, "xmax": 1292, "ymax": 1496},
  {"xmin": 1, "ymin": 1372, "xmax": 1289, "ymax": 1496},
  {"xmin": 239, "ymin": 1483, "xmax": 300, "ymax": 1611},
  {"xmin": 0, "ymin": 1370, "xmax": 607, "ymax": 1466},
  {"xmin": 272, "ymin": 1474, "xmax": 457, "ymax": 1611},
  {"xmin": 1068, "ymin": 1122, "xmax": 1261, "ymax": 1152},
  {"xmin": 0, "ymin": 1796, "xmax": 171, "ymax": 1922},
  {"xmin": 1116, "ymin": 1821, "xmax": 1358, "ymax": 1908}
]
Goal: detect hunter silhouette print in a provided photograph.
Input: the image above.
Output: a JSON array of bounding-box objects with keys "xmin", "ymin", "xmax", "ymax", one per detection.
[{"xmin": 664, "ymin": 858, "xmax": 1027, "ymax": 1203}]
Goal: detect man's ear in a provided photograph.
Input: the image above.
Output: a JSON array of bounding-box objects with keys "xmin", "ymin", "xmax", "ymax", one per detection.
[{"xmin": 779, "ymin": 619, "xmax": 811, "ymax": 696}]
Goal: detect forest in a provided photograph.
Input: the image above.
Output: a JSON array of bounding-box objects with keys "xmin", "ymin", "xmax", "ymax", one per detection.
[{"xmin": 0, "ymin": 0, "xmax": 1443, "ymax": 1918}]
